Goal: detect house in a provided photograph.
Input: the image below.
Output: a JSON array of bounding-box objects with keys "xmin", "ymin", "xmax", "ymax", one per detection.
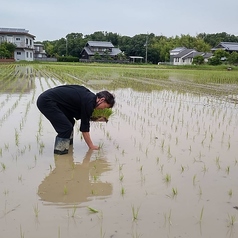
[
  {"xmin": 0, "ymin": 27, "xmax": 35, "ymax": 61},
  {"xmin": 81, "ymin": 41, "xmax": 122, "ymax": 60},
  {"xmin": 34, "ymin": 43, "xmax": 47, "ymax": 59},
  {"xmin": 170, "ymin": 47, "xmax": 213, "ymax": 65},
  {"xmin": 211, "ymin": 42, "xmax": 238, "ymax": 53}
]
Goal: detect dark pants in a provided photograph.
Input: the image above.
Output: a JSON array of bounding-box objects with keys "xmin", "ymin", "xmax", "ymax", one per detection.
[{"xmin": 37, "ymin": 95, "xmax": 75, "ymax": 139}]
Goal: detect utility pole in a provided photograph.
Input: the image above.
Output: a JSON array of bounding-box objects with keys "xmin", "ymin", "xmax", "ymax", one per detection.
[
  {"xmin": 145, "ymin": 33, "xmax": 148, "ymax": 63},
  {"xmin": 66, "ymin": 37, "xmax": 68, "ymax": 56}
]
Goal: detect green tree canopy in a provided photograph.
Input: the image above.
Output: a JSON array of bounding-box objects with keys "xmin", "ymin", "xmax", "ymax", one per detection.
[
  {"xmin": 192, "ymin": 55, "xmax": 204, "ymax": 65},
  {"xmin": 0, "ymin": 42, "xmax": 16, "ymax": 58}
]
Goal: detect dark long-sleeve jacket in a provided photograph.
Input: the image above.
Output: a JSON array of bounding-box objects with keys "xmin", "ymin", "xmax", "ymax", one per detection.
[{"xmin": 40, "ymin": 85, "xmax": 96, "ymax": 132}]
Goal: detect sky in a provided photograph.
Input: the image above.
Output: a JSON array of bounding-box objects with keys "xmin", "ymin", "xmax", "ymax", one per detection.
[{"xmin": 1, "ymin": 0, "xmax": 238, "ymax": 42}]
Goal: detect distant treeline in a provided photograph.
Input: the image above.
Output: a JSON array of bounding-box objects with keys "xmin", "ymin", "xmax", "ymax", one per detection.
[{"xmin": 38, "ymin": 31, "xmax": 238, "ymax": 64}]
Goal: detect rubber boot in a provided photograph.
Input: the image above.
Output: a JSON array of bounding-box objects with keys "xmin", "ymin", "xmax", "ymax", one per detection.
[
  {"xmin": 54, "ymin": 136, "xmax": 70, "ymax": 155},
  {"xmin": 70, "ymin": 129, "xmax": 74, "ymax": 145}
]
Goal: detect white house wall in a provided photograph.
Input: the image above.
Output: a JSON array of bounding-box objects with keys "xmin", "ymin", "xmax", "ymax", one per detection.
[
  {"xmin": 0, "ymin": 33, "xmax": 34, "ymax": 61},
  {"xmin": 14, "ymin": 49, "xmax": 34, "ymax": 61},
  {"xmin": 173, "ymin": 57, "xmax": 193, "ymax": 65}
]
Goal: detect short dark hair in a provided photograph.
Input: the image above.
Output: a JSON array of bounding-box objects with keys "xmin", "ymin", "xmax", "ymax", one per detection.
[{"xmin": 96, "ymin": 91, "xmax": 115, "ymax": 108}]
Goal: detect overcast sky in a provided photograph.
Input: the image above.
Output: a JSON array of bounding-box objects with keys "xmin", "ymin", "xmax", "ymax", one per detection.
[{"xmin": 1, "ymin": 0, "xmax": 238, "ymax": 41}]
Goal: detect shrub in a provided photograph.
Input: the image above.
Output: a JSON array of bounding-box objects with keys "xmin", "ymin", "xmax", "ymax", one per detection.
[{"xmin": 57, "ymin": 56, "xmax": 79, "ymax": 62}]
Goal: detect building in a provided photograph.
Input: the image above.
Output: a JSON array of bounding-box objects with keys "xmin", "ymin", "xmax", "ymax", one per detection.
[
  {"xmin": 34, "ymin": 43, "xmax": 47, "ymax": 59},
  {"xmin": 211, "ymin": 42, "xmax": 238, "ymax": 53},
  {"xmin": 81, "ymin": 41, "xmax": 122, "ymax": 60},
  {"xmin": 170, "ymin": 47, "xmax": 213, "ymax": 65},
  {"xmin": 0, "ymin": 27, "xmax": 35, "ymax": 61}
]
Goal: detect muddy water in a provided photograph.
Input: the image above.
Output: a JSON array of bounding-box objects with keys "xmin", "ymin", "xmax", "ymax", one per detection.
[{"xmin": 0, "ymin": 65, "xmax": 238, "ymax": 238}]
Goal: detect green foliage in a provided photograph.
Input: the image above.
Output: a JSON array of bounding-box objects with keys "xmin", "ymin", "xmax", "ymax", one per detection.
[
  {"xmin": 228, "ymin": 52, "xmax": 238, "ymax": 64},
  {"xmin": 192, "ymin": 55, "xmax": 204, "ymax": 65},
  {"xmin": 208, "ymin": 56, "xmax": 222, "ymax": 65},
  {"xmin": 198, "ymin": 32, "xmax": 238, "ymax": 47},
  {"xmin": 39, "ymin": 31, "xmax": 238, "ymax": 65},
  {"xmin": 208, "ymin": 49, "xmax": 230, "ymax": 65},
  {"xmin": 94, "ymin": 52, "xmax": 102, "ymax": 60},
  {"xmin": 91, "ymin": 108, "xmax": 113, "ymax": 122},
  {"xmin": 0, "ymin": 42, "xmax": 16, "ymax": 58},
  {"xmin": 213, "ymin": 49, "xmax": 229, "ymax": 59},
  {"xmin": 57, "ymin": 56, "xmax": 79, "ymax": 62}
]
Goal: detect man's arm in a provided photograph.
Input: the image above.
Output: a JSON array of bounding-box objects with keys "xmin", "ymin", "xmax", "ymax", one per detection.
[{"xmin": 82, "ymin": 132, "xmax": 99, "ymax": 150}]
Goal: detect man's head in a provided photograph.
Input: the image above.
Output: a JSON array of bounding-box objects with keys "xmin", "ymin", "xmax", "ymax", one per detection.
[{"xmin": 96, "ymin": 91, "xmax": 115, "ymax": 109}]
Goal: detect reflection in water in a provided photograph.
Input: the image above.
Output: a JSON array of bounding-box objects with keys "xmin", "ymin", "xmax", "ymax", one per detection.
[
  {"xmin": 38, "ymin": 149, "xmax": 112, "ymax": 204},
  {"xmin": 0, "ymin": 65, "xmax": 35, "ymax": 94}
]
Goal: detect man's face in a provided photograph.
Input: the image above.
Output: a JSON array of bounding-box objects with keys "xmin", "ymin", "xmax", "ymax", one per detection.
[{"xmin": 96, "ymin": 98, "xmax": 111, "ymax": 109}]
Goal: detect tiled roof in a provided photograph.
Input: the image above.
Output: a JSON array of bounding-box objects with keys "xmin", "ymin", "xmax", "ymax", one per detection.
[
  {"xmin": 212, "ymin": 42, "xmax": 238, "ymax": 51},
  {"xmin": 170, "ymin": 47, "xmax": 186, "ymax": 53},
  {"xmin": 0, "ymin": 28, "xmax": 29, "ymax": 33},
  {"xmin": 175, "ymin": 49, "xmax": 196, "ymax": 58},
  {"xmin": 82, "ymin": 47, "xmax": 121, "ymax": 56},
  {"xmin": 86, "ymin": 41, "xmax": 114, "ymax": 48},
  {"xmin": 0, "ymin": 27, "xmax": 35, "ymax": 38}
]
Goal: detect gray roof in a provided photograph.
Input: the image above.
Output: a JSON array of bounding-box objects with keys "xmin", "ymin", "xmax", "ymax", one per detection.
[
  {"xmin": 175, "ymin": 49, "xmax": 196, "ymax": 58},
  {"xmin": 82, "ymin": 46, "xmax": 121, "ymax": 56},
  {"xmin": 0, "ymin": 27, "xmax": 29, "ymax": 33},
  {"xmin": 212, "ymin": 42, "xmax": 238, "ymax": 51},
  {"xmin": 86, "ymin": 41, "xmax": 114, "ymax": 48},
  {"xmin": 170, "ymin": 47, "xmax": 186, "ymax": 53},
  {"xmin": 202, "ymin": 52, "xmax": 213, "ymax": 58},
  {"xmin": 82, "ymin": 41, "xmax": 121, "ymax": 56},
  {"xmin": 0, "ymin": 27, "xmax": 35, "ymax": 38},
  {"xmin": 183, "ymin": 51, "xmax": 203, "ymax": 60}
]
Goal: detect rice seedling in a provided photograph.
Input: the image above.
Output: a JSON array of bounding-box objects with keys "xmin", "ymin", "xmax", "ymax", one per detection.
[
  {"xmin": 201, "ymin": 164, "xmax": 208, "ymax": 174},
  {"xmin": 33, "ymin": 203, "xmax": 40, "ymax": 218},
  {"xmin": 163, "ymin": 209, "xmax": 172, "ymax": 227},
  {"xmin": 87, "ymin": 206, "xmax": 99, "ymax": 213},
  {"xmin": 67, "ymin": 205, "xmax": 79, "ymax": 218},
  {"xmin": 58, "ymin": 226, "xmax": 61, "ymax": 238},
  {"xmin": 156, "ymin": 157, "xmax": 160, "ymax": 164},
  {"xmin": 91, "ymin": 108, "xmax": 113, "ymax": 122},
  {"xmin": 225, "ymin": 166, "xmax": 230, "ymax": 175},
  {"xmin": 119, "ymin": 164, "xmax": 123, "ymax": 171},
  {"xmin": 15, "ymin": 128, "xmax": 19, "ymax": 146},
  {"xmin": 163, "ymin": 173, "xmax": 171, "ymax": 184},
  {"xmin": 1, "ymin": 162, "xmax": 6, "ymax": 171},
  {"xmin": 119, "ymin": 174, "xmax": 124, "ymax": 182},
  {"xmin": 228, "ymin": 189, "xmax": 233, "ymax": 198},
  {"xmin": 180, "ymin": 165, "xmax": 185, "ymax": 173},
  {"xmin": 20, "ymin": 225, "xmax": 25, "ymax": 238},
  {"xmin": 93, "ymin": 175, "xmax": 98, "ymax": 181},
  {"xmin": 131, "ymin": 205, "xmax": 140, "ymax": 221},
  {"xmin": 199, "ymin": 206, "xmax": 204, "ymax": 223},
  {"xmin": 227, "ymin": 214, "xmax": 236, "ymax": 227},
  {"xmin": 63, "ymin": 185, "xmax": 68, "ymax": 195},
  {"xmin": 18, "ymin": 175, "xmax": 22, "ymax": 182},
  {"xmin": 193, "ymin": 174, "xmax": 197, "ymax": 186},
  {"xmin": 172, "ymin": 187, "xmax": 178, "ymax": 198},
  {"xmin": 198, "ymin": 186, "xmax": 203, "ymax": 198},
  {"xmin": 121, "ymin": 186, "xmax": 125, "ymax": 196}
]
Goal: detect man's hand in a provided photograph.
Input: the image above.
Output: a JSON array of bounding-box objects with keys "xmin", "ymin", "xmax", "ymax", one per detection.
[
  {"xmin": 89, "ymin": 145, "xmax": 99, "ymax": 150},
  {"xmin": 82, "ymin": 132, "xmax": 99, "ymax": 150}
]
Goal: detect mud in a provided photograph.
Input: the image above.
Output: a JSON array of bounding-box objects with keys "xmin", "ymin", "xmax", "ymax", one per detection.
[{"xmin": 0, "ymin": 65, "xmax": 238, "ymax": 238}]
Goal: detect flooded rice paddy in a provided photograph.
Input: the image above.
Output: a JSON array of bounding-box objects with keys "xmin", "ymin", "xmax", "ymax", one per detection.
[{"xmin": 0, "ymin": 64, "xmax": 238, "ymax": 238}]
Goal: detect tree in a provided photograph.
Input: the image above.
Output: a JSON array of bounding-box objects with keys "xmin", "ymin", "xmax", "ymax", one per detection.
[
  {"xmin": 93, "ymin": 52, "xmax": 102, "ymax": 60},
  {"xmin": 192, "ymin": 55, "xmax": 204, "ymax": 65},
  {"xmin": 208, "ymin": 56, "xmax": 222, "ymax": 65},
  {"xmin": 0, "ymin": 42, "xmax": 16, "ymax": 58},
  {"xmin": 198, "ymin": 32, "xmax": 238, "ymax": 47},
  {"xmin": 228, "ymin": 52, "xmax": 238, "ymax": 65},
  {"xmin": 213, "ymin": 49, "xmax": 229, "ymax": 60}
]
